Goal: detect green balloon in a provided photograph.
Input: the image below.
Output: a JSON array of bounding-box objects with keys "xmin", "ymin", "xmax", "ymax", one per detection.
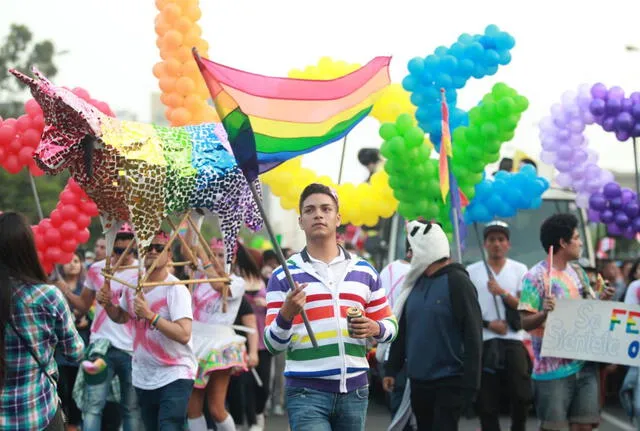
[
  {"xmin": 465, "ymin": 145, "xmax": 483, "ymax": 161},
  {"xmin": 499, "ymin": 115, "xmax": 520, "ymax": 132},
  {"xmin": 481, "ymin": 123, "xmax": 499, "ymax": 140},
  {"xmin": 404, "ymin": 127, "xmax": 424, "ymax": 148},
  {"xmin": 497, "ymin": 98, "xmax": 516, "ymax": 116},
  {"xmin": 514, "ymin": 95, "xmax": 529, "ymax": 112},
  {"xmin": 500, "ymin": 130, "xmax": 515, "ymax": 141},
  {"xmin": 484, "ymin": 138, "xmax": 501, "ymax": 153},
  {"xmin": 468, "ymin": 108, "xmax": 484, "ymax": 124},
  {"xmin": 423, "ymin": 159, "xmax": 437, "ymax": 177},
  {"xmin": 387, "ymin": 136, "xmax": 406, "ymax": 156},
  {"xmin": 492, "ymin": 82, "xmax": 511, "ymax": 98},
  {"xmin": 482, "ymin": 93, "xmax": 495, "ymax": 105},
  {"xmin": 380, "ymin": 140, "xmax": 392, "ymax": 158},
  {"xmin": 482, "ymin": 102, "xmax": 498, "ymax": 120},
  {"xmin": 464, "ymin": 126, "xmax": 482, "ymax": 143},
  {"xmin": 452, "ymin": 127, "xmax": 466, "ymax": 143},
  {"xmin": 396, "ymin": 114, "xmax": 414, "ymax": 134},
  {"xmin": 424, "ymin": 200, "xmax": 440, "ymax": 220},
  {"xmin": 379, "ymin": 123, "xmax": 399, "ymax": 141},
  {"xmin": 425, "ymin": 179, "xmax": 441, "ymax": 198},
  {"xmin": 483, "ymin": 151, "xmax": 501, "ymax": 164}
]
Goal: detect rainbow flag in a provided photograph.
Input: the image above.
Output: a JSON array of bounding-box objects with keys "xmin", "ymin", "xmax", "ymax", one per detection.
[
  {"xmin": 193, "ymin": 49, "xmax": 391, "ymax": 181},
  {"xmin": 439, "ymin": 89, "xmax": 453, "ymax": 203}
]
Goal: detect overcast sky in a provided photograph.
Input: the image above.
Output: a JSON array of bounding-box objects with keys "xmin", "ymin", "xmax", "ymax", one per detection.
[{"xmin": 3, "ymin": 0, "xmax": 640, "ymax": 184}]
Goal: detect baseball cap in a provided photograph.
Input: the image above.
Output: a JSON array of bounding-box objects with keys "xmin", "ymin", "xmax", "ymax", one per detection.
[{"xmin": 483, "ymin": 220, "xmax": 510, "ymax": 240}]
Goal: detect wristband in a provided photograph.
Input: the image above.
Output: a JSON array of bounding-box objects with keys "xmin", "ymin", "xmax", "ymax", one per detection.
[
  {"xmin": 202, "ymin": 262, "xmax": 213, "ymax": 270},
  {"xmin": 151, "ymin": 314, "xmax": 160, "ymax": 327}
]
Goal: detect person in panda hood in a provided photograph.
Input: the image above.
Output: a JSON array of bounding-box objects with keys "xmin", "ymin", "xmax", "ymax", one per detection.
[{"xmin": 381, "ymin": 220, "xmax": 483, "ymax": 431}]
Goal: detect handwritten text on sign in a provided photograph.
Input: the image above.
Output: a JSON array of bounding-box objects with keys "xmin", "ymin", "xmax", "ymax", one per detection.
[{"xmin": 541, "ymin": 299, "xmax": 640, "ymax": 366}]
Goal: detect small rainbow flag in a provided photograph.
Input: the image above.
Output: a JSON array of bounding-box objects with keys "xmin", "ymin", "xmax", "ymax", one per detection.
[{"xmin": 193, "ymin": 50, "xmax": 391, "ymax": 181}]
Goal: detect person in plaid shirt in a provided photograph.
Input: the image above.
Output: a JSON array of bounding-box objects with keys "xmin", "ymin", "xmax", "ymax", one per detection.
[{"xmin": 0, "ymin": 212, "xmax": 85, "ymax": 431}]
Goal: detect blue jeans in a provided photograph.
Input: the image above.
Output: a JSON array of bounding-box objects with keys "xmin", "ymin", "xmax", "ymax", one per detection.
[
  {"xmin": 83, "ymin": 347, "xmax": 141, "ymax": 431},
  {"xmin": 286, "ymin": 385, "xmax": 369, "ymax": 431},
  {"xmin": 136, "ymin": 379, "xmax": 194, "ymax": 431}
]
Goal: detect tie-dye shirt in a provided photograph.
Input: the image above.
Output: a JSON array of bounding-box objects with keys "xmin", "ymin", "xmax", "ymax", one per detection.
[
  {"xmin": 119, "ymin": 273, "xmax": 197, "ymax": 390},
  {"xmin": 86, "ymin": 259, "xmax": 137, "ymax": 352},
  {"xmin": 518, "ymin": 260, "xmax": 587, "ymax": 380}
]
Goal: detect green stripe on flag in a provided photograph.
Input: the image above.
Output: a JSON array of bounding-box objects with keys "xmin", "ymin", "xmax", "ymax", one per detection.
[{"xmin": 222, "ymin": 108, "xmax": 251, "ymax": 143}]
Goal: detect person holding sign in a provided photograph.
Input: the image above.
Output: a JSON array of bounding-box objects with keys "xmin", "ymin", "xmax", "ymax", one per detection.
[
  {"xmin": 517, "ymin": 214, "xmax": 616, "ymax": 431},
  {"xmin": 466, "ymin": 221, "xmax": 531, "ymax": 431}
]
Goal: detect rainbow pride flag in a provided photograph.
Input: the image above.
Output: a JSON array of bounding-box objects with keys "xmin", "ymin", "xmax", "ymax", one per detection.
[{"xmin": 193, "ymin": 49, "xmax": 391, "ymax": 181}]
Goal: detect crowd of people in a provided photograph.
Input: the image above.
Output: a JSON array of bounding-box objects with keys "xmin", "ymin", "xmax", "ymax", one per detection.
[{"xmin": 1, "ymin": 182, "xmax": 639, "ymax": 431}]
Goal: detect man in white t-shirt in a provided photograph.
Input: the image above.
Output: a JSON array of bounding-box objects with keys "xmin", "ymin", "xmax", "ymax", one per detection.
[
  {"xmin": 59, "ymin": 225, "xmax": 141, "ymax": 431},
  {"xmin": 380, "ymin": 239, "xmax": 412, "ymax": 310},
  {"xmin": 99, "ymin": 231, "xmax": 197, "ymax": 431},
  {"xmin": 466, "ymin": 221, "xmax": 531, "ymax": 431}
]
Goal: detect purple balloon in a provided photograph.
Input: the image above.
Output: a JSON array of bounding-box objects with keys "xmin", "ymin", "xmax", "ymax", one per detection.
[
  {"xmin": 632, "ymin": 104, "xmax": 640, "ymax": 120},
  {"xmin": 633, "ymin": 123, "xmax": 640, "ymax": 137},
  {"xmin": 625, "ymin": 201, "xmax": 640, "ymax": 218},
  {"xmin": 624, "ymin": 226, "xmax": 636, "ymax": 239},
  {"xmin": 616, "ymin": 112, "xmax": 635, "ymax": 131},
  {"xmin": 585, "ymin": 163, "xmax": 601, "ymax": 178},
  {"xmin": 601, "ymin": 209, "xmax": 615, "ymax": 224},
  {"xmin": 573, "ymin": 150, "xmax": 588, "ymax": 164},
  {"xmin": 606, "ymin": 98, "xmax": 623, "ymax": 115},
  {"xmin": 610, "ymin": 197, "xmax": 623, "ymax": 210},
  {"xmin": 568, "ymin": 119, "xmax": 586, "ymax": 133},
  {"xmin": 603, "ymin": 116, "xmax": 616, "ymax": 132},
  {"xmin": 557, "ymin": 145, "xmax": 573, "ymax": 160},
  {"xmin": 633, "ymin": 216, "xmax": 640, "ymax": 232},
  {"xmin": 556, "ymin": 129, "xmax": 571, "ymax": 141},
  {"xmin": 603, "ymin": 182, "xmax": 622, "ymax": 199},
  {"xmin": 589, "ymin": 98, "xmax": 606, "ymax": 116},
  {"xmin": 621, "ymin": 188, "xmax": 635, "ymax": 203},
  {"xmin": 616, "ymin": 130, "xmax": 631, "ymax": 142},
  {"xmin": 591, "ymin": 83, "xmax": 608, "ymax": 99},
  {"xmin": 555, "ymin": 160, "xmax": 573, "ymax": 173},
  {"xmin": 632, "ymin": 92, "xmax": 640, "ymax": 104},
  {"xmin": 615, "ymin": 211, "xmax": 630, "ymax": 227},
  {"xmin": 607, "ymin": 223, "xmax": 623, "ymax": 235},
  {"xmin": 589, "ymin": 193, "xmax": 607, "ymax": 211},
  {"xmin": 623, "ymin": 98, "xmax": 634, "ymax": 112},
  {"xmin": 588, "ymin": 209, "xmax": 601, "ymax": 222},
  {"xmin": 609, "ymin": 86, "xmax": 626, "ymax": 100}
]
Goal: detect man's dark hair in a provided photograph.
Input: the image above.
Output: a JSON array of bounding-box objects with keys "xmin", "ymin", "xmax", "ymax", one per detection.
[
  {"xmin": 357, "ymin": 148, "xmax": 380, "ymax": 167},
  {"xmin": 540, "ymin": 213, "xmax": 578, "ymax": 254},
  {"xmin": 262, "ymin": 249, "xmax": 277, "ymax": 264},
  {"xmin": 299, "ymin": 183, "xmax": 338, "ymax": 212},
  {"xmin": 520, "ymin": 158, "xmax": 538, "ymax": 170}
]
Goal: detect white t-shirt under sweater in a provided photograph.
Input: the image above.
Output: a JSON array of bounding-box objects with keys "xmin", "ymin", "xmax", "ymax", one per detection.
[
  {"xmin": 467, "ymin": 259, "xmax": 528, "ymax": 342},
  {"xmin": 119, "ymin": 273, "xmax": 197, "ymax": 390},
  {"xmin": 86, "ymin": 259, "xmax": 138, "ymax": 352},
  {"xmin": 379, "ymin": 260, "xmax": 411, "ymax": 309}
]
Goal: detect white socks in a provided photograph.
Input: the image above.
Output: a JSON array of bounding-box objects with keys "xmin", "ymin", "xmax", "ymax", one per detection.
[
  {"xmin": 215, "ymin": 413, "xmax": 237, "ymax": 431},
  {"xmin": 188, "ymin": 416, "xmax": 208, "ymax": 431}
]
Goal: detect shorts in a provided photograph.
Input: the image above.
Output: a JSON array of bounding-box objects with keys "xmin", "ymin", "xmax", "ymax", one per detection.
[{"xmin": 533, "ymin": 363, "xmax": 600, "ymax": 430}]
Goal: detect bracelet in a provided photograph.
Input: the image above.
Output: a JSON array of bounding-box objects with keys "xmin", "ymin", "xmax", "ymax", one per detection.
[
  {"xmin": 151, "ymin": 314, "xmax": 160, "ymax": 327},
  {"xmin": 203, "ymin": 263, "xmax": 213, "ymax": 270}
]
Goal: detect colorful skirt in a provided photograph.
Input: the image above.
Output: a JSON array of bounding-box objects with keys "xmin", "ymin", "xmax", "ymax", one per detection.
[{"xmin": 192, "ymin": 321, "xmax": 247, "ymax": 388}]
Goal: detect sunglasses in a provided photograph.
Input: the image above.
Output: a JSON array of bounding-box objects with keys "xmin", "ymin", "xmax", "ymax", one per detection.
[
  {"xmin": 113, "ymin": 247, "xmax": 130, "ymax": 255},
  {"xmin": 146, "ymin": 244, "xmax": 165, "ymax": 253}
]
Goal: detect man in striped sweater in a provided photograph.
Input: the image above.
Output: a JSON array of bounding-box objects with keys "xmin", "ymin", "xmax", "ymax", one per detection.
[{"xmin": 264, "ymin": 183, "xmax": 398, "ymax": 431}]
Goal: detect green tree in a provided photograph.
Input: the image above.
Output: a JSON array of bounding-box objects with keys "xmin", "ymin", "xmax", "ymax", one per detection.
[{"xmin": 0, "ymin": 24, "xmax": 57, "ymax": 119}]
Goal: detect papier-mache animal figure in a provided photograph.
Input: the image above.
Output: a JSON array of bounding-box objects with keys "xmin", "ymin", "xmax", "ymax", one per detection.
[{"xmin": 11, "ymin": 68, "xmax": 263, "ymax": 268}]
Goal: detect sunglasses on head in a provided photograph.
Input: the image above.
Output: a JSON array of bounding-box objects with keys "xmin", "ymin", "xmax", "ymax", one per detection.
[{"xmin": 146, "ymin": 244, "xmax": 165, "ymax": 253}]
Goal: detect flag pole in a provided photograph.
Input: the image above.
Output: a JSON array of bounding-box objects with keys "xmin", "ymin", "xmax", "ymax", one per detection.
[
  {"xmin": 337, "ymin": 135, "xmax": 348, "ymax": 184},
  {"xmin": 28, "ymin": 172, "xmax": 44, "ymax": 220},
  {"xmin": 248, "ymin": 181, "xmax": 318, "ymax": 348},
  {"xmin": 451, "ymin": 205, "xmax": 463, "ymax": 263}
]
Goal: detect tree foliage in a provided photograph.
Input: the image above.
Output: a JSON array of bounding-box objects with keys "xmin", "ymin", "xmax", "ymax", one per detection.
[{"xmin": 0, "ymin": 24, "xmax": 57, "ymax": 119}]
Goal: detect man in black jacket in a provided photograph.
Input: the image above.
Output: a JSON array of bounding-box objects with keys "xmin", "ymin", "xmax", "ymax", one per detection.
[{"xmin": 383, "ymin": 220, "xmax": 483, "ymax": 431}]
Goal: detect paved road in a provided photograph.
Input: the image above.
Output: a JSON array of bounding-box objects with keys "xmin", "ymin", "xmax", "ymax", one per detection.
[{"xmin": 263, "ymin": 401, "xmax": 636, "ymax": 431}]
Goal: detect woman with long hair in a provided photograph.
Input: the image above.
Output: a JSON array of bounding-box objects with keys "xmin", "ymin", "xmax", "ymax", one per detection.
[
  {"xmin": 0, "ymin": 212, "xmax": 85, "ymax": 431},
  {"xmin": 53, "ymin": 251, "xmax": 91, "ymax": 431},
  {"xmin": 185, "ymin": 237, "xmax": 249, "ymax": 431},
  {"xmin": 227, "ymin": 245, "xmax": 271, "ymax": 431}
]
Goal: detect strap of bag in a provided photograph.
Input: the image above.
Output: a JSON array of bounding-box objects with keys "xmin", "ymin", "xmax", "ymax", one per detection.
[{"xmin": 7, "ymin": 319, "xmax": 57, "ymax": 387}]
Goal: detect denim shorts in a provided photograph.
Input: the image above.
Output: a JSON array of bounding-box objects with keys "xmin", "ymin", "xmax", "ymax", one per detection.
[{"xmin": 533, "ymin": 363, "xmax": 600, "ymax": 430}]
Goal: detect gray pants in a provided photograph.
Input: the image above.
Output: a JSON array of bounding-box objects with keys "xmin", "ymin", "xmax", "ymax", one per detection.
[{"xmin": 270, "ymin": 353, "xmax": 286, "ymax": 407}]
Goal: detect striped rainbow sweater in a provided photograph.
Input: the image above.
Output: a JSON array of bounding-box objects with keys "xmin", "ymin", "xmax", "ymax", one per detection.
[{"xmin": 264, "ymin": 249, "xmax": 397, "ymax": 393}]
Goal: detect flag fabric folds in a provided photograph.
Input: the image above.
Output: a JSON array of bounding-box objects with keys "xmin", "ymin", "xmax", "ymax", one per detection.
[{"xmin": 193, "ymin": 49, "xmax": 391, "ymax": 181}]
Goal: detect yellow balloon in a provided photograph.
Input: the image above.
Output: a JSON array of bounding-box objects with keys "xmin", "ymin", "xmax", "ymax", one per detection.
[{"xmin": 370, "ymin": 84, "xmax": 416, "ymax": 124}]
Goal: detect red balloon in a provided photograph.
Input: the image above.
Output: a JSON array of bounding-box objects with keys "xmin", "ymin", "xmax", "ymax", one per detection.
[
  {"xmin": 17, "ymin": 146, "xmax": 34, "ymax": 166},
  {"xmin": 67, "ymin": 180, "xmax": 83, "ymax": 195},
  {"xmin": 39, "ymin": 218, "xmax": 53, "ymax": 232},
  {"xmin": 80, "ymin": 200, "xmax": 99, "ymax": 217},
  {"xmin": 45, "ymin": 246, "xmax": 62, "ymax": 263},
  {"xmin": 4, "ymin": 155, "xmax": 22, "ymax": 174},
  {"xmin": 34, "ymin": 233, "xmax": 47, "ymax": 251},
  {"xmin": 43, "ymin": 228, "xmax": 62, "ymax": 246},
  {"xmin": 60, "ymin": 238, "xmax": 78, "ymax": 253},
  {"xmin": 31, "ymin": 114, "xmax": 45, "ymax": 131},
  {"xmin": 7, "ymin": 138, "xmax": 22, "ymax": 154},
  {"xmin": 21, "ymin": 129, "xmax": 41, "ymax": 148},
  {"xmin": 59, "ymin": 220, "xmax": 79, "ymax": 237},
  {"xmin": 0, "ymin": 147, "xmax": 5, "ymax": 162},
  {"xmin": 60, "ymin": 204, "xmax": 79, "ymax": 221},
  {"xmin": 59, "ymin": 252, "xmax": 74, "ymax": 264},
  {"xmin": 75, "ymin": 213, "xmax": 91, "ymax": 228},
  {"xmin": 15, "ymin": 115, "xmax": 32, "ymax": 132},
  {"xmin": 60, "ymin": 190, "xmax": 80, "ymax": 205},
  {"xmin": 24, "ymin": 99, "xmax": 42, "ymax": 117},
  {"xmin": 0, "ymin": 125, "xmax": 15, "ymax": 146},
  {"xmin": 2, "ymin": 118, "xmax": 16, "ymax": 127},
  {"xmin": 28, "ymin": 163, "xmax": 44, "ymax": 176},
  {"xmin": 50, "ymin": 209, "xmax": 64, "ymax": 228},
  {"xmin": 75, "ymin": 228, "xmax": 90, "ymax": 243}
]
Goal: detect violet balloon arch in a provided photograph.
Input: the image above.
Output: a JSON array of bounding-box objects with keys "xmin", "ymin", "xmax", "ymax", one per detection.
[{"xmin": 539, "ymin": 84, "xmax": 640, "ymax": 238}]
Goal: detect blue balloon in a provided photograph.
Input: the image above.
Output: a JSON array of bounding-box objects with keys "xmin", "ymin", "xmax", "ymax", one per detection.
[{"xmin": 408, "ymin": 57, "xmax": 425, "ymax": 75}]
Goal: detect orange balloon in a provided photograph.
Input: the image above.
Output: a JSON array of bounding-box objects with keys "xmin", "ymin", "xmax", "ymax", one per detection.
[
  {"xmin": 159, "ymin": 77, "xmax": 176, "ymax": 93},
  {"xmin": 155, "ymin": 16, "xmax": 171, "ymax": 36},
  {"xmin": 203, "ymin": 106, "xmax": 221, "ymax": 122},
  {"xmin": 175, "ymin": 0, "xmax": 196, "ymax": 9},
  {"xmin": 162, "ymin": 58, "xmax": 181, "ymax": 76},
  {"xmin": 170, "ymin": 107, "xmax": 191, "ymax": 126},
  {"xmin": 194, "ymin": 39, "xmax": 209, "ymax": 53},
  {"xmin": 160, "ymin": 48, "xmax": 177, "ymax": 61},
  {"xmin": 164, "ymin": 92, "xmax": 184, "ymax": 108},
  {"xmin": 175, "ymin": 76, "xmax": 196, "ymax": 96},
  {"xmin": 156, "ymin": 37, "xmax": 164, "ymax": 49},
  {"xmin": 162, "ymin": 30, "xmax": 183, "ymax": 51},
  {"xmin": 161, "ymin": 4, "xmax": 182, "ymax": 24},
  {"xmin": 182, "ymin": 29, "xmax": 201, "ymax": 47},
  {"xmin": 175, "ymin": 46, "xmax": 192, "ymax": 63},
  {"xmin": 184, "ymin": 5, "xmax": 202, "ymax": 21},
  {"xmin": 183, "ymin": 94, "xmax": 201, "ymax": 111},
  {"xmin": 152, "ymin": 62, "xmax": 167, "ymax": 79},
  {"xmin": 179, "ymin": 60, "xmax": 199, "ymax": 77},
  {"xmin": 173, "ymin": 16, "xmax": 193, "ymax": 34},
  {"xmin": 155, "ymin": 0, "xmax": 171, "ymax": 9}
]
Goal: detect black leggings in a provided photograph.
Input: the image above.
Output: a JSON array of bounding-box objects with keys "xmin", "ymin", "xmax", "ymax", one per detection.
[
  {"xmin": 227, "ymin": 350, "xmax": 272, "ymax": 425},
  {"xmin": 57, "ymin": 365, "xmax": 82, "ymax": 426}
]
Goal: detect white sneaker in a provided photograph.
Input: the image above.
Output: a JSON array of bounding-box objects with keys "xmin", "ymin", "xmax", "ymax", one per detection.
[
  {"xmin": 272, "ymin": 404, "xmax": 285, "ymax": 416},
  {"xmin": 248, "ymin": 425, "xmax": 263, "ymax": 431},
  {"xmin": 256, "ymin": 413, "xmax": 265, "ymax": 428}
]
